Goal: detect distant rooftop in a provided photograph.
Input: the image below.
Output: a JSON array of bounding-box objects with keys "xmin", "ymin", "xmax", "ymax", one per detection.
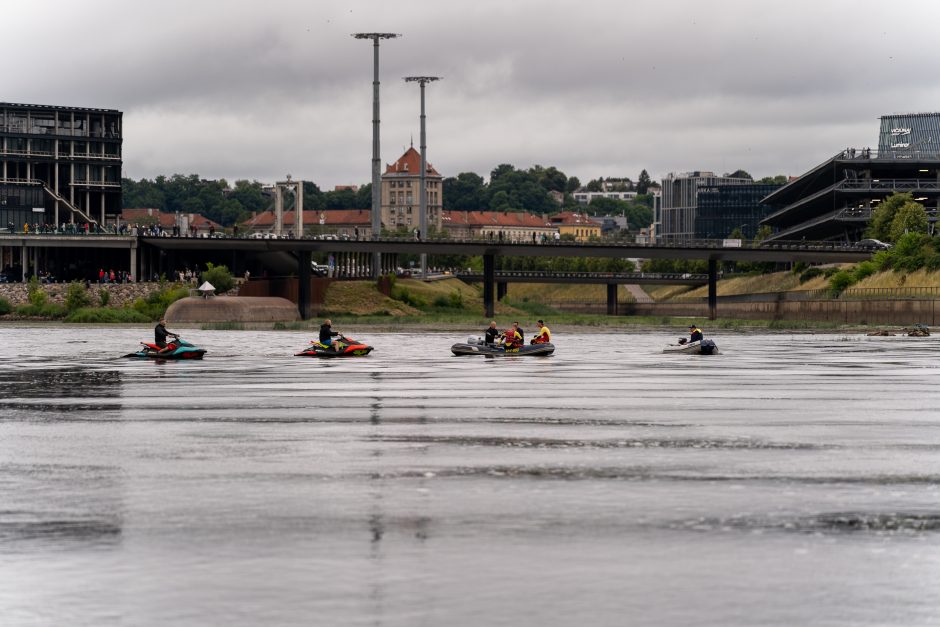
[{"xmin": 0, "ymin": 101, "xmax": 121, "ymax": 114}]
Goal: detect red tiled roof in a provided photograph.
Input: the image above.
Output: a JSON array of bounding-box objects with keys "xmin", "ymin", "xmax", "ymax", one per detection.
[
  {"xmin": 442, "ymin": 210, "xmax": 552, "ymax": 228},
  {"xmin": 549, "ymin": 211, "xmax": 595, "ymax": 225},
  {"xmin": 385, "ymin": 146, "xmax": 441, "ymax": 176},
  {"xmin": 242, "ymin": 209, "xmax": 371, "ymax": 227},
  {"xmin": 121, "ymin": 208, "xmax": 221, "ymax": 229}
]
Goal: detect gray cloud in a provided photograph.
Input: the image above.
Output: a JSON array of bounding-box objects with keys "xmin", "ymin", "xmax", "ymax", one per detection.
[{"xmin": 7, "ymin": 0, "xmax": 940, "ymax": 188}]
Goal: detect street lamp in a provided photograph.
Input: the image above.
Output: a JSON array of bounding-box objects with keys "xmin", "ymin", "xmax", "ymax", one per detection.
[
  {"xmin": 352, "ymin": 32, "xmax": 401, "ymax": 277},
  {"xmin": 403, "ymin": 75, "xmax": 441, "ymax": 279}
]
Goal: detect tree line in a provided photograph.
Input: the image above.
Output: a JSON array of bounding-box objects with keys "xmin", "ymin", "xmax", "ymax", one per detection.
[{"xmin": 122, "ymin": 165, "xmax": 674, "ymax": 231}]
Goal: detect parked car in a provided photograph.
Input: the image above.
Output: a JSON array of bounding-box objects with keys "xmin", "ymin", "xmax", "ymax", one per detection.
[{"xmin": 856, "ymin": 239, "xmax": 892, "ymax": 250}]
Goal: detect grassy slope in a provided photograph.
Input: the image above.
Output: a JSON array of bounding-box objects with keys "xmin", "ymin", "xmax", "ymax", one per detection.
[
  {"xmin": 507, "ymin": 283, "xmax": 636, "ymax": 303},
  {"xmin": 321, "ymin": 278, "xmax": 524, "ymax": 317}
]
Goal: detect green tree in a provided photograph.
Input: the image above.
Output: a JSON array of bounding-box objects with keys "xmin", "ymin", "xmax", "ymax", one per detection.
[
  {"xmin": 565, "ymin": 176, "xmax": 581, "ymax": 193},
  {"xmin": 866, "ymin": 192, "xmax": 916, "ymax": 241},
  {"xmin": 443, "ymin": 172, "xmax": 486, "ymax": 211},
  {"xmin": 888, "ymin": 201, "xmax": 928, "ymax": 242},
  {"xmin": 636, "ymin": 169, "xmax": 652, "ymax": 194},
  {"xmin": 64, "ymin": 281, "xmax": 91, "ymax": 312},
  {"xmin": 756, "ymin": 175, "xmax": 788, "ymax": 185},
  {"xmin": 728, "ymin": 169, "xmax": 752, "ymax": 180},
  {"xmin": 200, "ymin": 263, "xmax": 236, "ymax": 294}
]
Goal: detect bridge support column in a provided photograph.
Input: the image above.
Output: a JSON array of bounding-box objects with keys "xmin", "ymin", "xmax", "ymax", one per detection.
[
  {"xmin": 497, "ymin": 281, "xmax": 507, "ymax": 301},
  {"xmin": 298, "ymin": 250, "xmax": 312, "ymax": 320},
  {"xmin": 20, "ymin": 244, "xmax": 27, "ymax": 282},
  {"xmin": 708, "ymin": 258, "xmax": 718, "ymax": 320},
  {"xmin": 607, "ymin": 283, "xmax": 618, "ymax": 316},
  {"xmin": 483, "ymin": 253, "xmax": 495, "ymax": 318},
  {"xmin": 130, "ymin": 245, "xmax": 138, "ymax": 282}
]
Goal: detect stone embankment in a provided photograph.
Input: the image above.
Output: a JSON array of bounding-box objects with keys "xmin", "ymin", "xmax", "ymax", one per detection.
[{"xmin": 0, "ymin": 282, "xmax": 175, "ymax": 307}]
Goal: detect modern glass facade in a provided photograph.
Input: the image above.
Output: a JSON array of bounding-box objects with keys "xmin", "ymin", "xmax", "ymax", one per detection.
[
  {"xmin": 0, "ymin": 102, "xmax": 123, "ymax": 227},
  {"xmin": 878, "ymin": 113, "xmax": 940, "ymax": 157},
  {"xmin": 695, "ymin": 183, "xmax": 782, "ymax": 240},
  {"xmin": 658, "ymin": 171, "xmax": 751, "ymax": 240}
]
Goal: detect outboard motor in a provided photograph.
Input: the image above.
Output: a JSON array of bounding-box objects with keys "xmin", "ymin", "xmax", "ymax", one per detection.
[{"xmin": 699, "ymin": 339, "xmax": 717, "ymax": 355}]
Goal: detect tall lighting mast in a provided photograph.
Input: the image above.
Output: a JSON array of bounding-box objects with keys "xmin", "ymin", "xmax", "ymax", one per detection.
[
  {"xmin": 403, "ymin": 76, "xmax": 441, "ymax": 279},
  {"xmin": 352, "ymin": 32, "xmax": 401, "ymax": 278}
]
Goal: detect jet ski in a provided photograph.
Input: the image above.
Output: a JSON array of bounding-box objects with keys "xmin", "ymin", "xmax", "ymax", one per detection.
[
  {"xmin": 451, "ymin": 337, "xmax": 555, "ymax": 357},
  {"xmin": 295, "ymin": 335, "xmax": 374, "ymax": 357},
  {"xmin": 663, "ymin": 339, "xmax": 719, "ymax": 355},
  {"xmin": 126, "ymin": 337, "xmax": 207, "ymax": 360}
]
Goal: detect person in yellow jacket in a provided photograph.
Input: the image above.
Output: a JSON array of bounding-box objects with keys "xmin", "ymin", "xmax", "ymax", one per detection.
[
  {"xmin": 500, "ymin": 327, "xmax": 523, "ymax": 349},
  {"xmin": 531, "ymin": 320, "xmax": 551, "ymax": 344}
]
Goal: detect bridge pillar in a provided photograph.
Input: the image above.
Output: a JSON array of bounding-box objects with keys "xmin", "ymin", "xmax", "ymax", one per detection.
[
  {"xmin": 606, "ymin": 283, "xmax": 618, "ymax": 315},
  {"xmin": 483, "ymin": 253, "xmax": 495, "ymax": 318},
  {"xmin": 708, "ymin": 258, "xmax": 718, "ymax": 320},
  {"xmin": 497, "ymin": 281, "xmax": 507, "ymax": 301},
  {"xmin": 298, "ymin": 250, "xmax": 312, "ymax": 320}
]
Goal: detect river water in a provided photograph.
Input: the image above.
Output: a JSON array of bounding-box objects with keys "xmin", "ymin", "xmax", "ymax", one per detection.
[{"xmin": 1, "ymin": 326, "xmax": 940, "ymax": 626}]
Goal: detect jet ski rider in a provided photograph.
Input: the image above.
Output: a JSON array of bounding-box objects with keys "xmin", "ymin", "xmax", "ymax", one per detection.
[
  {"xmin": 154, "ymin": 317, "xmax": 178, "ymax": 353},
  {"xmin": 319, "ymin": 319, "xmax": 344, "ymax": 351}
]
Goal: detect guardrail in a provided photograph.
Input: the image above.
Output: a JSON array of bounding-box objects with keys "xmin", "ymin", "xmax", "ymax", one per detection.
[{"xmin": 671, "ymin": 286, "xmax": 940, "ymax": 303}]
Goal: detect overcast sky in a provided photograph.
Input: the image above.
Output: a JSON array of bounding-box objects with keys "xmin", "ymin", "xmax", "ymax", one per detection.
[{"xmin": 7, "ymin": 0, "xmax": 940, "ymax": 188}]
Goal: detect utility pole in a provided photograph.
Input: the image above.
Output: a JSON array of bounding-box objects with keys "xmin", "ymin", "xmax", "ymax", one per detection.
[
  {"xmin": 403, "ymin": 76, "xmax": 441, "ymax": 280},
  {"xmin": 352, "ymin": 32, "xmax": 401, "ymax": 278}
]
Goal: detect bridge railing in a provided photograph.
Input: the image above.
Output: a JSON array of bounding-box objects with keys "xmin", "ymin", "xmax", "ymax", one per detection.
[{"xmin": 670, "ymin": 286, "xmax": 940, "ymax": 303}]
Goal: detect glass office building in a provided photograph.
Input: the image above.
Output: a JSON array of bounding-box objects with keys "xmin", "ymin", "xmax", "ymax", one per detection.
[
  {"xmin": 695, "ymin": 183, "xmax": 782, "ymax": 240},
  {"xmin": 1, "ymin": 102, "xmax": 123, "ymax": 229}
]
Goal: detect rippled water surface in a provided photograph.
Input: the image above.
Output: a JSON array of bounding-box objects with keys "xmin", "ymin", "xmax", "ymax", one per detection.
[{"xmin": 2, "ymin": 327, "xmax": 940, "ymax": 626}]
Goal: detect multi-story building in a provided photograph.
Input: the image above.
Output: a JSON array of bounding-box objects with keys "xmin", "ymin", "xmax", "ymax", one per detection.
[
  {"xmin": 762, "ymin": 113, "xmax": 940, "ymax": 242},
  {"xmin": 571, "ymin": 190, "xmax": 638, "ymax": 205},
  {"xmin": 694, "ymin": 183, "xmax": 783, "ymax": 240},
  {"xmin": 0, "ymin": 102, "xmax": 122, "ymax": 229},
  {"xmin": 381, "ymin": 146, "xmax": 442, "ymax": 234},
  {"xmin": 658, "ymin": 171, "xmax": 751, "ymax": 240},
  {"xmin": 442, "ymin": 210, "xmax": 555, "ymax": 242},
  {"xmin": 549, "ymin": 211, "xmax": 602, "ymax": 241}
]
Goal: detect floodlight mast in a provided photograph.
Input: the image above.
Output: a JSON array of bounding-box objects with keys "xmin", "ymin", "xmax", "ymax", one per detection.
[
  {"xmin": 404, "ymin": 76, "xmax": 441, "ymax": 279},
  {"xmin": 352, "ymin": 32, "xmax": 401, "ymax": 278}
]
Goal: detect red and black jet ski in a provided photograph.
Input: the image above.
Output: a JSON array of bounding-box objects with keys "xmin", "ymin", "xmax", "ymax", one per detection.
[
  {"xmin": 126, "ymin": 337, "xmax": 207, "ymax": 360},
  {"xmin": 295, "ymin": 335, "xmax": 374, "ymax": 358}
]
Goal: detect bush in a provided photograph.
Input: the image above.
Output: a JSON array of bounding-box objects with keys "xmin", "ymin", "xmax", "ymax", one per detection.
[
  {"xmin": 852, "ymin": 261, "xmax": 878, "ymax": 283},
  {"xmin": 132, "ymin": 285, "xmax": 190, "ymax": 320},
  {"xmin": 64, "ymin": 281, "xmax": 92, "ymax": 312},
  {"xmin": 200, "ymin": 263, "xmax": 235, "ymax": 294},
  {"xmin": 392, "ymin": 287, "xmax": 427, "ymax": 309},
  {"xmin": 27, "ymin": 276, "xmax": 47, "ymax": 307},
  {"xmin": 98, "ymin": 288, "xmax": 111, "ymax": 307},
  {"xmin": 64, "ymin": 307, "xmax": 151, "ymax": 323},
  {"xmin": 798, "ymin": 267, "xmax": 823, "ymax": 283},
  {"xmin": 16, "ymin": 302, "xmax": 67, "ymax": 318},
  {"xmin": 828, "ymin": 270, "xmax": 856, "ymax": 294},
  {"xmin": 0, "ymin": 296, "xmax": 11, "ymax": 315}
]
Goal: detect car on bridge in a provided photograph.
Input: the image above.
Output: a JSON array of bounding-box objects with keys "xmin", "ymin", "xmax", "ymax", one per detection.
[{"xmin": 856, "ymin": 239, "xmax": 892, "ymax": 250}]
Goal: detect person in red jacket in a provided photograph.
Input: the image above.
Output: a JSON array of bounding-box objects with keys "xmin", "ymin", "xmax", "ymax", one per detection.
[{"xmin": 501, "ymin": 327, "xmax": 522, "ymax": 349}]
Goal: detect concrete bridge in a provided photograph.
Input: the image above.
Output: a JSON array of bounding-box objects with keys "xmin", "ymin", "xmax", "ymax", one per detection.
[{"xmin": 0, "ymin": 234, "xmax": 872, "ymax": 319}]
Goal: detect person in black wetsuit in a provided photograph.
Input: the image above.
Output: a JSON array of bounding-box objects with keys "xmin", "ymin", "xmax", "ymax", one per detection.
[
  {"xmin": 512, "ymin": 321, "xmax": 524, "ymax": 343},
  {"xmin": 320, "ymin": 319, "xmax": 342, "ymax": 351},
  {"xmin": 154, "ymin": 317, "xmax": 178, "ymax": 353},
  {"xmin": 484, "ymin": 321, "xmax": 500, "ymax": 346}
]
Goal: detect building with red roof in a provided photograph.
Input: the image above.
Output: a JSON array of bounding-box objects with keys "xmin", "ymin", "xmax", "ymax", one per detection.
[
  {"xmin": 442, "ymin": 210, "xmax": 557, "ymax": 242},
  {"xmin": 381, "ymin": 146, "xmax": 443, "ymax": 234},
  {"xmin": 549, "ymin": 211, "xmax": 602, "ymax": 241}
]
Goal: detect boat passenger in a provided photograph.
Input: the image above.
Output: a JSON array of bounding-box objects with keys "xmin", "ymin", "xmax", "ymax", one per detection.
[
  {"xmin": 689, "ymin": 324, "xmax": 703, "ymax": 343},
  {"xmin": 512, "ymin": 321, "xmax": 524, "ymax": 343},
  {"xmin": 501, "ymin": 327, "xmax": 523, "ymax": 349},
  {"xmin": 319, "ymin": 319, "xmax": 343, "ymax": 351},
  {"xmin": 531, "ymin": 320, "xmax": 551, "ymax": 344},
  {"xmin": 154, "ymin": 317, "xmax": 178, "ymax": 353},
  {"xmin": 484, "ymin": 321, "xmax": 500, "ymax": 346}
]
